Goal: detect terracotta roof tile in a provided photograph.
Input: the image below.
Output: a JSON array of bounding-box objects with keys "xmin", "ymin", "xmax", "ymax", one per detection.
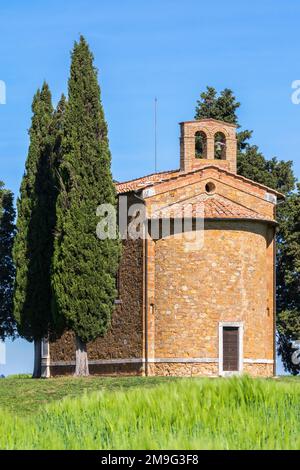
[
  {"xmin": 116, "ymin": 169, "xmax": 179, "ymax": 194},
  {"xmin": 150, "ymin": 193, "xmax": 274, "ymax": 222}
]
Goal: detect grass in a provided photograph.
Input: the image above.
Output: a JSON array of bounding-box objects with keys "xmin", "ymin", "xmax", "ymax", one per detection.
[
  {"xmin": 0, "ymin": 375, "xmax": 173, "ymax": 416},
  {"xmin": 0, "ymin": 375, "xmax": 299, "ymax": 449}
]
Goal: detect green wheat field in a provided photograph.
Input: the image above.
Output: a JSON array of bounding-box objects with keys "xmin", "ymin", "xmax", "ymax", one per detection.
[{"xmin": 0, "ymin": 375, "xmax": 299, "ymax": 450}]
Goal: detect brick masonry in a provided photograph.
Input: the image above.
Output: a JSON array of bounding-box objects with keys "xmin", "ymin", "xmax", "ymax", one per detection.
[
  {"xmin": 48, "ymin": 119, "xmax": 281, "ymax": 378},
  {"xmin": 180, "ymin": 119, "xmax": 237, "ymax": 173},
  {"xmin": 150, "ymin": 220, "xmax": 275, "ymax": 377}
]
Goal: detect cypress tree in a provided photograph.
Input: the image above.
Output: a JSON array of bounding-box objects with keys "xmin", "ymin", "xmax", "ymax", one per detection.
[
  {"xmin": 49, "ymin": 94, "xmax": 67, "ymax": 337},
  {"xmin": 51, "ymin": 94, "xmax": 67, "ymax": 171},
  {"xmin": 0, "ymin": 182, "xmax": 16, "ymax": 339},
  {"xmin": 195, "ymin": 87, "xmax": 240, "ymax": 124},
  {"xmin": 52, "ymin": 36, "xmax": 121, "ymax": 376},
  {"xmin": 13, "ymin": 82, "xmax": 55, "ymax": 377}
]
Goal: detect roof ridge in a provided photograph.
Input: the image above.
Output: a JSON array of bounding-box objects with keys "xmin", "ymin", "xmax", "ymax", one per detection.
[
  {"xmin": 135, "ymin": 164, "xmax": 284, "ymax": 198},
  {"xmin": 116, "ymin": 169, "xmax": 179, "ymax": 187},
  {"xmin": 179, "ymin": 118, "xmax": 237, "ymax": 128},
  {"xmin": 116, "ymin": 164, "xmax": 284, "ymax": 200}
]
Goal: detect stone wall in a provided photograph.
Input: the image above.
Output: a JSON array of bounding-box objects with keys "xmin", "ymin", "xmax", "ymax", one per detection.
[
  {"xmin": 150, "ymin": 220, "xmax": 274, "ymax": 376},
  {"xmin": 50, "ymin": 362, "xmax": 143, "ymax": 377},
  {"xmin": 150, "ymin": 362, "xmax": 218, "ymax": 377},
  {"xmin": 243, "ymin": 363, "xmax": 273, "ymax": 377},
  {"xmin": 49, "ymin": 238, "xmax": 144, "ymax": 371}
]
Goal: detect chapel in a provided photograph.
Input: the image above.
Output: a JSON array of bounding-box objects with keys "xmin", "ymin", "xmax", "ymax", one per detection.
[{"xmin": 45, "ymin": 118, "xmax": 283, "ymax": 377}]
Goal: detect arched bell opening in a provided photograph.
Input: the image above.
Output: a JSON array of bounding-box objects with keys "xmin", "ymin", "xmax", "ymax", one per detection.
[
  {"xmin": 214, "ymin": 132, "xmax": 226, "ymax": 160},
  {"xmin": 195, "ymin": 131, "xmax": 207, "ymax": 159}
]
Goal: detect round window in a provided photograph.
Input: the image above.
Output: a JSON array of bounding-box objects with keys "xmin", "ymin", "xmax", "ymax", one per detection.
[{"xmin": 205, "ymin": 182, "xmax": 216, "ymax": 193}]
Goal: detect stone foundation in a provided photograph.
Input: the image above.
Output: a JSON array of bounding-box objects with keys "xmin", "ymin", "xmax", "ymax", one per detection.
[
  {"xmin": 243, "ymin": 362, "xmax": 274, "ymax": 377},
  {"xmin": 50, "ymin": 362, "xmax": 144, "ymax": 377},
  {"xmin": 148, "ymin": 362, "xmax": 218, "ymax": 377},
  {"xmin": 49, "ymin": 360, "xmax": 274, "ymax": 377}
]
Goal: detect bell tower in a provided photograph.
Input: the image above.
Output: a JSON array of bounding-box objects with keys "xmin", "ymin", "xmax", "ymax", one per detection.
[{"xmin": 179, "ymin": 118, "xmax": 237, "ymax": 173}]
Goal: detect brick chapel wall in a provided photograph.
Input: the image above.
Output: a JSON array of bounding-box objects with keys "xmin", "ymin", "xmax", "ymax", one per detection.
[
  {"xmin": 152, "ymin": 220, "xmax": 275, "ymax": 375},
  {"xmin": 146, "ymin": 169, "xmax": 275, "ymax": 221},
  {"xmin": 49, "ymin": 237, "xmax": 144, "ymax": 372}
]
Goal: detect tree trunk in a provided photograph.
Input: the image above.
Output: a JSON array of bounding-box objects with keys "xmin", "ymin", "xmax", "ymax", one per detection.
[
  {"xmin": 74, "ymin": 335, "xmax": 89, "ymax": 377},
  {"xmin": 32, "ymin": 339, "xmax": 41, "ymax": 378}
]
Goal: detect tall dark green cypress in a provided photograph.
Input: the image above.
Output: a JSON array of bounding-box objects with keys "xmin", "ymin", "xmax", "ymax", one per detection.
[
  {"xmin": 49, "ymin": 94, "xmax": 67, "ymax": 337},
  {"xmin": 0, "ymin": 182, "xmax": 16, "ymax": 339},
  {"xmin": 51, "ymin": 94, "xmax": 67, "ymax": 172},
  {"xmin": 52, "ymin": 36, "xmax": 121, "ymax": 376},
  {"xmin": 195, "ymin": 87, "xmax": 240, "ymax": 124},
  {"xmin": 13, "ymin": 82, "xmax": 55, "ymax": 377}
]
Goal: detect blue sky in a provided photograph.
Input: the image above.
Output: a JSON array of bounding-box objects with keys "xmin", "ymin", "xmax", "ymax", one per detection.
[{"xmin": 0, "ymin": 0, "xmax": 299, "ymax": 375}]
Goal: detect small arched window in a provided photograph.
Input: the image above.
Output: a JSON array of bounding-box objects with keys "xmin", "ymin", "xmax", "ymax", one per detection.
[
  {"xmin": 214, "ymin": 132, "xmax": 226, "ymax": 160},
  {"xmin": 195, "ymin": 131, "xmax": 207, "ymax": 159}
]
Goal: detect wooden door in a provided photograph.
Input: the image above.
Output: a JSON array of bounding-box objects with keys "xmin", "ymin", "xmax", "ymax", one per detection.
[{"xmin": 223, "ymin": 327, "xmax": 239, "ymax": 371}]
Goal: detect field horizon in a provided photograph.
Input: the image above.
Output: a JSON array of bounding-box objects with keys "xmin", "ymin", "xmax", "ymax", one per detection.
[{"xmin": 0, "ymin": 375, "xmax": 299, "ymax": 450}]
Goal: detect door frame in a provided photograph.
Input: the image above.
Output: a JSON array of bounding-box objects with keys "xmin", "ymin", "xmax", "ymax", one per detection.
[{"xmin": 218, "ymin": 321, "xmax": 244, "ymax": 376}]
